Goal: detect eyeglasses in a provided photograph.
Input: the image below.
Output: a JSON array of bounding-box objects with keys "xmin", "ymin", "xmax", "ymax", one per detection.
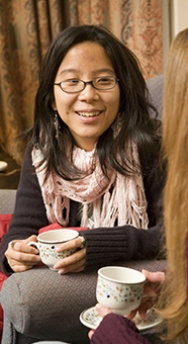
[{"xmin": 54, "ymin": 76, "xmax": 119, "ymax": 93}]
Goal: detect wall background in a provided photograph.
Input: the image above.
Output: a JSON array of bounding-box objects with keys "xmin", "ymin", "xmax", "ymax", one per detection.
[{"xmin": 171, "ymin": 0, "xmax": 188, "ymax": 38}]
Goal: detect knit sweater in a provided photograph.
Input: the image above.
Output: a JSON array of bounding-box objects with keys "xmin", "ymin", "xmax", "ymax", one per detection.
[
  {"xmin": 90, "ymin": 314, "xmax": 151, "ymax": 344},
  {"xmin": 0, "ymin": 140, "xmax": 165, "ymax": 276}
]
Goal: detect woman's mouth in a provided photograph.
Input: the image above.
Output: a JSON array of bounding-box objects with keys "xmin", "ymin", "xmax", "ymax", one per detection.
[{"xmin": 77, "ymin": 111, "xmax": 101, "ymax": 118}]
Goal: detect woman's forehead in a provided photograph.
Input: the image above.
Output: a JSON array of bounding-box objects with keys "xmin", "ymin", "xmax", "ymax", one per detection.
[{"xmin": 57, "ymin": 42, "xmax": 115, "ymax": 75}]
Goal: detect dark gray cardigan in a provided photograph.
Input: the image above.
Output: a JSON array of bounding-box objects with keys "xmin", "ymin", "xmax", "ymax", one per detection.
[{"xmin": 0, "ymin": 138, "xmax": 165, "ymax": 276}]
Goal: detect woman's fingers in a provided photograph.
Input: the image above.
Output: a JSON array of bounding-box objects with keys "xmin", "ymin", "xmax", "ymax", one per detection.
[
  {"xmin": 5, "ymin": 235, "xmax": 86, "ymax": 274},
  {"xmin": 56, "ymin": 256, "xmax": 86, "ymax": 274},
  {"xmin": 128, "ymin": 270, "xmax": 165, "ymax": 320},
  {"xmin": 5, "ymin": 235, "xmax": 41, "ymax": 272},
  {"xmin": 54, "ymin": 246, "xmax": 86, "ymax": 271},
  {"xmin": 56, "ymin": 236, "xmax": 85, "ymax": 252},
  {"xmin": 142, "ymin": 270, "xmax": 165, "ymax": 284},
  {"xmin": 6, "ymin": 258, "xmax": 36, "ymax": 272},
  {"xmin": 88, "ymin": 329, "xmax": 95, "ymax": 339},
  {"xmin": 95, "ymin": 303, "xmax": 112, "ymax": 317}
]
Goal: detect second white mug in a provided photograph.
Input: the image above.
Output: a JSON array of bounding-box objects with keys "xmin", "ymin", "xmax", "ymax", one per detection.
[{"xmin": 96, "ymin": 266, "xmax": 146, "ymax": 315}]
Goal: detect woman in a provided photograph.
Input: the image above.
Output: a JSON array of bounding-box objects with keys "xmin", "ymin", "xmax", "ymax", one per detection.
[
  {"xmin": 155, "ymin": 27, "xmax": 188, "ymax": 342},
  {"xmin": 0, "ymin": 25, "xmax": 164, "ymax": 276},
  {"xmin": 89, "ymin": 28, "xmax": 188, "ymax": 344}
]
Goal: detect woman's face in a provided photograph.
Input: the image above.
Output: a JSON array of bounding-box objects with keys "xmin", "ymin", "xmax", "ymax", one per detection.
[{"xmin": 53, "ymin": 42, "xmax": 120, "ymax": 151}]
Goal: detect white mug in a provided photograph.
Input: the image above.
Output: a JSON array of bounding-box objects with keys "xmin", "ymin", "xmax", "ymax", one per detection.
[
  {"xmin": 96, "ymin": 266, "xmax": 146, "ymax": 315},
  {"xmin": 28, "ymin": 229, "xmax": 79, "ymax": 271}
]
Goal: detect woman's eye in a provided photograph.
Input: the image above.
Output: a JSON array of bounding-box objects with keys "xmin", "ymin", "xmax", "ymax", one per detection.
[
  {"xmin": 97, "ymin": 78, "xmax": 112, "ymax": 85},
  {"xmin": 65, "ymin": 79, "xmax": 79, "ymax": 85}
]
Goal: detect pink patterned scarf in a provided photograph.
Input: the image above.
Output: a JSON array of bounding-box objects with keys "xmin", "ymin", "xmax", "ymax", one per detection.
[{"xmin": 32, "ymin": 144, "xmax": 148, "ymax": 229}]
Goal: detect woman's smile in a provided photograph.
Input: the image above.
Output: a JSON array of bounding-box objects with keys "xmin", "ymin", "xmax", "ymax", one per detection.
[
  {"xmin": 76, "ymin": 110, "xmax": 102, "ymax": 118},
  {"xmin": 53, "ymin": 41, "xmax": 120, "ymax": 151}
]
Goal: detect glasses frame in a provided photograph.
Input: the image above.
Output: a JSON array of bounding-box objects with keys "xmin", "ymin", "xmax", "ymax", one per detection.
[{"xmin": 54, "ymin": 76, "xmax": 119, "ymax": 94}]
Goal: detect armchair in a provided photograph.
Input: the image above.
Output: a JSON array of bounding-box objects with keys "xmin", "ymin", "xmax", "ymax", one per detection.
[
  {"xmin": 0, "ymin": 75, "xmax": 164, "ymax": 344},
  {"xmin": 0, "ymin": 189, "xmax": 17, "ymax": 214}
]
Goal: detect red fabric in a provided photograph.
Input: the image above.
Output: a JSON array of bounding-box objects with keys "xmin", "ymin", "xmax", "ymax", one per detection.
[
  {"xmin": 0, "ymin": 214, "xmax": 12, "ymax": 289},
  {"xmin": 0, "ymin": 214, "xmax": 12, "ymax": 244},
  {"xmin": 38, "ymin": 222, "xmax": 63, "ymax": 233},
  {"xmin": 0, "ymin": 214, "xmax": 12, "ymax": 339},
  {"xmin": 39, "ymin": 222, "xmax": 88, "ymax": 234},
  {"xmin": 0, "ymin": 271, "xmax": 8, "ymax": 339}
]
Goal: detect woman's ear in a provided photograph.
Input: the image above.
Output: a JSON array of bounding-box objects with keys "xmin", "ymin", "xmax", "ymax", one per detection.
[{"xmin": 51, "ymin": 101, "xmax": 57, "ymax": 111}]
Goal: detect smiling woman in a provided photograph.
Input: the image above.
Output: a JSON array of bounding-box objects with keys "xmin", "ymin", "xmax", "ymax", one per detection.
[
  {"xmin": 53, "ymin": 41, "xmax": 120, "ymax": 151},
  {"xmin": 0, "ymin": 23, "xmax": 164, "ymax": 274},
  {"xmin": 0, "ymin": 25, "xmax": 165, "ymax": 344}
]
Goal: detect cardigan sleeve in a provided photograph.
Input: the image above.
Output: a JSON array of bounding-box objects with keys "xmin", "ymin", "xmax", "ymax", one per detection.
[
  {"xmin": 81, "ymin": 224, "xmax": 163, "ymax": 271},
  {"xmin": 0, "ymin": 142, "xmax": 49, "ymax": 275},
  {"xmin": 90, "ymin": 313, "xmax": 151, "ymax": 344}
]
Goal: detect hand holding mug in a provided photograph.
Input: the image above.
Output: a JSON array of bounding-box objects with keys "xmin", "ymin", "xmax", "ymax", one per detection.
[
  {"xmin": 28, "ymin": 229, "xmax": 86, "ymax": 273},
  {"xmin": 128, "ymin": 269, "xmax": 165, "ymax": 320},
  {"xmin": 88, "ymin": 268, "xmax": 165, "ymax": 339},
  {"xmin": 5, "ymin": 235, "xmax": 41, "ymax": 272},
  {"xmin": 96, "ymin": 266, "xmax": 146, "ymax": 316}
]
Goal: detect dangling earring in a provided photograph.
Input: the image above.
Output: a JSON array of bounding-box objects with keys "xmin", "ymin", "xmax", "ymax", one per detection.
[{"xmin": 54, "ymin": 111, "xmax": 59, "ymax": 140}]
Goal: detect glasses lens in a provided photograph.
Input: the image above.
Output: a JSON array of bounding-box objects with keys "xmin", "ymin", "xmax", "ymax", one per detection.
[
  {"xmin": 61, "ymin": 79, "xmax": 84, "ymax": 93},
  {"xmin": 94, "ymin": 77, "xmax": 116, "ymax": 90}
]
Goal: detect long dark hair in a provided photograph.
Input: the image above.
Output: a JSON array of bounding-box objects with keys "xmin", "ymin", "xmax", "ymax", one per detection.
[{"xmin": 32, "ymin": 25, "xmax": 160, "ymax": 180}]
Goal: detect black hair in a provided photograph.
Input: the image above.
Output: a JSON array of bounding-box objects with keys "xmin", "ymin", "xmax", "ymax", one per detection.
[{"xmin": 32, "ymin": 24, "xmax": 160, "ymax": 180}]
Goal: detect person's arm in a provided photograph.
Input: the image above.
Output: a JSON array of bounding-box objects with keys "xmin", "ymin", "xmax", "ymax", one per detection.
[
  {"xmin": 0, "ymin": 142, "xmax": 49, "ymax": 275},
  {"xmin": 81, "ymin": 224, "xmax": 162, "ymax": 271},
  {"xmin": 90, "ymin": 313, "xmax": 151, "ymax": 344}
]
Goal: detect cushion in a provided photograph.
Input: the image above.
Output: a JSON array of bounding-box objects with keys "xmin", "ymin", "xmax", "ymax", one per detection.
[
  {"xmin": 0, "ymin": 214, "xmax": 12, "ymax": 244},
  {"xmin": 0, "ymin": 214, "xmax": 12, "ymax": 339}
]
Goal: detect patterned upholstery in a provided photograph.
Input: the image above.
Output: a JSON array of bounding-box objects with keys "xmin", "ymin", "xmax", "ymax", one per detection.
[
  {"xmin": 0, "ymin": 75, "xmax": 165, "ymax": 344},
  {"xmin": 1, "ymin": 260, "xmax": 166, "ymax": 344},
  {"xmin": 146, "ymin": 75, "xmax": 164, "ymax": 120},
  {"xmin": 0, "ymin": 189, "xmax": 17, "ymax": 214}
]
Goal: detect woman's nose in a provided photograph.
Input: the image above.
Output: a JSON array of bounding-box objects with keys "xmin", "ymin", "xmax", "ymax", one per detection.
[{"xmin": 78, "ymin": 84, "xmax": 99, "ymax": 102}]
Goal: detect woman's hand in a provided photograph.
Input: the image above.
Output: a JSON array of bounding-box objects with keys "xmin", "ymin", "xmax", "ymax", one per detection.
[
  {"xmin": 128, "ymin": 269, "xmax": 165, "ymax": 320},
  {"xmin": 88, "ymin": 304, "xmax": 112, "ymax": 339},
  {"xmin": 88, "ymin": 270, "xmax": 165, "ymax": 339},
  {"xmin": 5, "ymin": 235, "xmax": 41, "ymax": 272},
  {"xmin": 53, "ymin": 236, "xmax": 86, "ymax": 274}
]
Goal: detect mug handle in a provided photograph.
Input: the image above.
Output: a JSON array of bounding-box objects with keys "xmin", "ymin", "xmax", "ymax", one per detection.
[{"xmin": 27, "ymin": 241, "xmax": 39, "ymax": 249}]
